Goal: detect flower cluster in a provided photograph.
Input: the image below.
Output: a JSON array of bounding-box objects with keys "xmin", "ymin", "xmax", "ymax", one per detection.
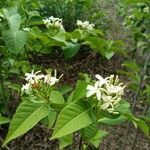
[
  {"xmin": 86, "ymin": 74, "xmax": 125, "ymax": 113},
  {"xmin": 21, "ymin": 69, "xmax": 63, "ymax": 94},
  {"xmin": 77, "ymin": 20, "xmax": 94, "ymax": 30},
  {"xmin": 43, "ymin": 16, "xmax": 63, "ymax": 28}
]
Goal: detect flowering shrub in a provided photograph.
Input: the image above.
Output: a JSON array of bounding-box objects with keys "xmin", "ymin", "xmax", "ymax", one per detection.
[
  {"xmin": 2, "ymin": 69, "xmax": 149, "ymax": 149},
  {"xmin": 0, "ymin": 2, "xmax": 150, "ymax": 149}
]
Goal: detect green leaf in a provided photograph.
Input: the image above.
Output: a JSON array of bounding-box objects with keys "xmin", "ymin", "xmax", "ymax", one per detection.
[
  {"xmin": 63, "ymin": 43, "xmax": 81, "ymax": 59},
  {"xmin": 105, "ymin": 51, "xmax": 115, "ymax": 60},
  {"xmin": 0, "ymin": 116, "xmax": 11, "ymax": 125},
  {"xmin": 8, "ymin": 14, "xmax": 21, "ymax": 31},
  {"xmin": 83, "ymin": 37, "xmax": 107, "ymax": 57},
  {"xmin": 28, "ymin": 15, "xmax": 43, "ymax": 26},
  {"xmin": 59, "ymin": 134, "xmax": 73, "ymax": 149},
  {"xmin": 41, "ymin": 110, "xmax": 57, "ymax": 128},
  {"xmin": 51, "ymin": 100, "xmax": 93, "ymax": 139},
  {"xmin": 2, "ymin": 29, "xmax": 26, "ymax": 54},
  {"xmin": 67, "ymin": 80, "xmax": 88, "ymax": 103},
  {"xmin": 122, "ymin": 61, "xmax": 139, "ymax": 72},
  {"xmin": 90, "ymin": 129, "xmax": 108, "ymax": 148},
  {"xmin": 117, "ymin": 104, "xmax": 150, "ymax": 138},
  {"xmin": 58, "ymin": 85, "xmax": 73, "ymax": 95},
  {"xmin": 81, "ymin": 123, "xmax": 98, "ymax": 141},
  {"xmin": 50, "ymin": 91, "xmax": 65, "ymax": 104},
  {"xmin": 124, "ymin": 113, "xmax": 149, "ymax": 138},
  {"xmin": 48, "ymin": 32, "xmax": 67, "ymax": 47},
  {"xmin": 3, "ymin": 101, "xmax": 48, "ymax": 146},
  {"xmin": 3, "ymin": 7, "xmax": 21, "ymax": 30},
  {"xmin": 98, "ymin": 115, "xmax": 127, "ymax": 125}
]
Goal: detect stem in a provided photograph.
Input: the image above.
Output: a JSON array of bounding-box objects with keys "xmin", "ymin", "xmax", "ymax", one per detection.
[
  {"xmin": 79, "ymin": 135, "xmax": 83, "ymax": 150},
  {"xmin": 132, "ymin": 51, "xmax": 150, "ymax": 111},
  {"xmin": 0, "ymin": 63, "xmax": 6, "ymax": 107},
  {"xmin": 25, "ymin": 46, "xmax": 32, "ymax": 68},
  {"xmin": 121, "ymin": 51, "xmax": 150, "ymax": 150}
]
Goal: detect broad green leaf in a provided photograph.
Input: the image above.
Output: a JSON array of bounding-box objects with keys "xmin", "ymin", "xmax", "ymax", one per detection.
[
  {"xmin": 117, "ymin": 102, "xmax": 150, "ymax": 138},
  {"xmin": 3, "ymin": 101, "xmax": 48, "ymax": 146},
  {"xmin": 8, "ymin": 14, "xmax": 21, "ymax": 30},
  {"xmin": 122, "ymin": 61, "xmax": 139, "ymax": 72},
  {"xmin": 83, "ymin": 37, "xmax": 107, "ymax": 57},
  {"xmin": 123, "ymin": 112, "xmax": 149, "ymax": 138},
  {"xmin": 98, "ymin": 115, "xmax": 127, "ymax": 125},
  {"xmin": 63, "ymin": 43, "xmax": 81, "ymax": 59},
  {"xmin": 2, "ymin": 30, "xmax": 26, "ymax": 54},
  {"xmin": 50, "ymin": 91, "xmax": 65, "ymax": 104},
  {"xmin": 50, "ymin": 103, "xmax": 67, "ymax": 112},
  {"xmin": 41, "ymin": 110, "xmax": 57, "ymax": 128},
  {"xmin": 3, "ymin": 7, "xmax": 21, "ymax": 30},
  {"xmin": 51, "ymin": 100, "xmax": 93, "ymax": 139},
  {"xmin": 44, "ymin": 36, "xmax": 66, "ymax": 47},
  {"xmin": 59, "ymin": 134, "xmax": 73, "ymax": 149},
  {"xmin": 0, "ymin": 116, "xmax": 11, "ymax": 125},
  {"xmin": 81, "ymin": 123, "xmax": 98, "ymax": 141},
  {"xmin": 90, "ymin": 129, "xmax": 108, "ymax": 148},
  {"xmin": 115, "ymin": 99, "xmax": 130, "ymax": 113},
  {"xmin": 67, "ymin": 80, "xmax": 88, "ymax": 103},
  {"xmin": 28, "ymin": 15, "xmax": 43, "ymax": 26},
  {"xmin": 58, "ymin": 85, "xmax": 73, "ymax": 95},
  {"xmin": 48, "ymin": 32, "xmax": 67, "ymax": 46}
]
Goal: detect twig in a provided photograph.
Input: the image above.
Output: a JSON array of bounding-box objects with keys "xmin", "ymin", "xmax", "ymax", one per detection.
[
  {"xmin": 79, "ymin": 135, "xmax": 83, "ymax": 150},
  {"xmin": 0, "ymin": 62, "xmax": 7, "ymax": 108}
]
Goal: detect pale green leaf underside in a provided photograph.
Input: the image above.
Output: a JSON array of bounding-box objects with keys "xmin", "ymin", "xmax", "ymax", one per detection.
[
  {"xmin": 52, "ymin": 100, "xmax": 93, "ymax": 139},
  {"xmin": 3, "ymin": 101, "xmax": 48, "ymax": 146},
  {"xmin": 2, "ymin": 29, "xmax": 26, "ymax": 54},
  {"xmin": 8, "ymin": 14, "xmax": 21, "ymax": 30}
]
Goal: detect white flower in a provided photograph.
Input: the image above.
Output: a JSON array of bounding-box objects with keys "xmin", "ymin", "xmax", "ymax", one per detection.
[
  {"xmin": 86, "ymin": 74, "xmax": 125, "ymax": 113},
  {"xmin": 105, "ymin": 75, "xmax": 125, "ymax": 95},
  {"xmin": 43, "ymin": 16, "xmax": 63, "ymax": 28},
  {"xmin": 21, "ymin": 83, "xmax": 32, "ymax": 94},
  {"xmin": 44, "ymin": 70, "xmax": 63, "ymax": 86},
  {"xmin": 106, "ymin": 84, "xmax": 124, "ymax": 95},
  {"xmin": 86, "ymin": 81, "xmax": 104, "ymax": 100},
  {"xmin": 101, "ymin": 95, "xmax": 114, "ymax": 110},
  {"xmin": 25, "ymin": 70, "xmax": 44, "ymax": 84},
  {"xmin": 77, "ymin": 20, "xmax": 94, "ymax": 30},
  {"xmin": 101, "ymin": 94, "xmax": 121, "ymax": 113},
  {"xmin": 95, "ymin": 74, "xmax": 107, "ymax": 87},
  {"xmin": 23, "ymin": 28, "xmax": 30, "ymax": 32}
]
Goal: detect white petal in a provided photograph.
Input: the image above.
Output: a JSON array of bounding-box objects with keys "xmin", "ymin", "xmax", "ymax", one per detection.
[
  {"xmin": 86, "ymin": 90, "xmax": 96, "ymax": 98},
  {"xmin": 101, "ymin": 94, "xmax": 108, "ymax": 102},
  {"xmin": 86, "ymin": 85, "xmax": 95, "ymax": 90},
  {"xmin": 94, "ymin": 81, "xmax": 99, "ymax": 88},
  {"xmin": 95, "ymin": 74, "xmax": 104, "ymax": 81},
  {"xmin": 101, "ymin": 102, "xmax": 110, "ymax": 110},
  {"xmin": 96, "ymin": 90, "xmax": 101, "ymax": 100}
]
